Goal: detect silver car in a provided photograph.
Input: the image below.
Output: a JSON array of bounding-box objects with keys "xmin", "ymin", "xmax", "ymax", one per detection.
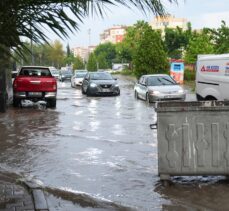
[
  {"xmin": 134, "ymin": 74, "xmax": 185, "ymax": 103},
  {"xmin": 71, "ymin": 71, "xmax": 87, "ymax": 87}
]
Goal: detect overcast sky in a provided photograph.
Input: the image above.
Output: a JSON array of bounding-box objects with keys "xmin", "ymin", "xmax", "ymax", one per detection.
[{"xmin": 49, "ymin": 0, "xmax": 229, "ymax": 49}]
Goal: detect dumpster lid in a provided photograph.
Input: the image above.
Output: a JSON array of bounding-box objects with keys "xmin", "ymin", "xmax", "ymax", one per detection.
[{"xmin": 155, "ymin": 101, "xmax": 229, "ymax": 112}]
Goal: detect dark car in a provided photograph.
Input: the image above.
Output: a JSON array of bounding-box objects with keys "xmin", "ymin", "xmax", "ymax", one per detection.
[
  {"xmin": 59, "ymin": 70, "xmax": 73, "ymax": 82},
  {"xmin": 81, "ymin": 72, "xmax": 120, "ymax": 96}
]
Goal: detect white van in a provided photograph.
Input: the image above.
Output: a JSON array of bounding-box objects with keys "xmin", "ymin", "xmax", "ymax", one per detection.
[{"xmin": 196, "ymin": 54, "xmax": 229, "ymax": 101}]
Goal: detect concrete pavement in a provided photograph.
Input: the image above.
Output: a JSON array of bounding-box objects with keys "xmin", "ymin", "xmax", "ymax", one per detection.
[{"xmin": 0, "ymin": 172, "xmax": 48, "ymax": 211}]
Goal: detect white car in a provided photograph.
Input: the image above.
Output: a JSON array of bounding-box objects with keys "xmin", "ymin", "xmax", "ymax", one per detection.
[
  {"xmin": 134, "ymin": 74, "xmax": 186, "ymax": 103},
  {"xmin": 71, "ymin": 71, "xmax": 87, "ymax": 87},
  {"xmin": 50, "ymin": 69, "xmax": 59, "ymax": 79}
]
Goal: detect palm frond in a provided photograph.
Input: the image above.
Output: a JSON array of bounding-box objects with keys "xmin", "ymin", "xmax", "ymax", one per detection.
[{"xmin": 0, "ymin": 0, "xmax": 178, "ymax": 57}]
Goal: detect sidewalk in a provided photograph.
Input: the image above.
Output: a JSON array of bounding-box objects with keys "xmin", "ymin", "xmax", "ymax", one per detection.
[
  {"xmin": 0, "ymin": 171, "xmax": 133, "ymax": 211},
  {"xmin": 0, "ymin": 172, "xmax": 48, "ymax": 211}
]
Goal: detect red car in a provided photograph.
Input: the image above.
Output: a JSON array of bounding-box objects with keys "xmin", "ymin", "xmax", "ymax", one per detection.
[{"xmin": 13, "ymin": 66, "xmax": 57, "ymax": 108}]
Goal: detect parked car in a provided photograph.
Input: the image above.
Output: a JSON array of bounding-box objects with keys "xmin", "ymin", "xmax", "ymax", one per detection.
[
  {"xmin": 81, "ymin": 72, "xmax": 120, "ymax": 96},
  {"xmin": 134, "ymin": 74, "xmax": 185, "ymax": 103},
  {"xmin": 50, "ymin": 69, "xmax": 59, "ymax": 79},
  {"xmin": 13, "ymin": 66, "xmax": 57, "ymax": 107},
  {"xmin": 59, "ymin": 70, "xmax": 73, "ymax": 82},
  {"xmin": 71, "ymin": 71, "xmax": 87, "ymax": 87}
]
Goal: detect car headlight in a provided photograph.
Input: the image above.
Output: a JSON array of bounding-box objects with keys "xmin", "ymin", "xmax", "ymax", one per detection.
[
  {"xmin": 178, "ymin": 89, "xmax": 185, "ymax": 94},
  {"xmin": 90, "ymin": 83, "xmax": 97, "ymax": 88},
  {"xmin": 149, "ymin": 90, "xmax": 160, "ymax": 95},
  {"xmin": 114, "ymin": 84, "xmax": 119, "ymax": 87}
]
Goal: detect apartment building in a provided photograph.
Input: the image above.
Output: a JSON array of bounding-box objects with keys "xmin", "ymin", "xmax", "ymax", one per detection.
[
  {"xmin": 72, "ymin": 47, "xmax": 88, "ymax": 60},
  {"xmin": 150, "ymin": 15, "xmax": 188, "ymax": 32},
  {"xmin": 100, "ymin": 25, "xmax": 127, "ymax": 44},
  {"xmin": 72, "ymin": 46, "xmax": 97, "ymax": 61}
]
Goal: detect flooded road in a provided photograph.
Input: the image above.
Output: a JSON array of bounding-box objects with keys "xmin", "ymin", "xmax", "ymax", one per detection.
[{"xmin": 0, "ymin": 75, "xmax": 229, "ymax": 210}]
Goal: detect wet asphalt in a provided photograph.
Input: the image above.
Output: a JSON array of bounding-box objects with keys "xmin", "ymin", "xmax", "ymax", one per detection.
[{"xmin": 1, "ymin": 75, "xmax": 229, "ymax": 210}]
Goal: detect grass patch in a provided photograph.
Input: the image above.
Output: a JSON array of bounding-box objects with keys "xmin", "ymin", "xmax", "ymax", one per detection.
[{"xmin": 184, "ymin": 80, "xmax": 195, "ymax": 92}]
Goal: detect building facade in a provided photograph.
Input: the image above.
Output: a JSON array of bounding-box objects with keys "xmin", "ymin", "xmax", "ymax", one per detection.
[
  {"xmin": 72, "ymin": 47, "xmax": 88, "ymax": 60},
  {"xmin": 72, "ymin": 46, "xmax": 97, "ymax": 61},
  {"xmin": 150, "ymin": 15, "xmax": 188, "ymax": 32},
  {"xmin": 100, "ymin": 25, "xmax": 127, "ymax": 44}
]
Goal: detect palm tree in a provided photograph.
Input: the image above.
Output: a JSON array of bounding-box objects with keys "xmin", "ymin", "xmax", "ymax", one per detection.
[
  {"xmin": 0, "ymin": 0, "xmax": 177, "ymax": 53},
  {"xmin": 0, "ymin": 0, "xmax": 177, "ymax": 111}
]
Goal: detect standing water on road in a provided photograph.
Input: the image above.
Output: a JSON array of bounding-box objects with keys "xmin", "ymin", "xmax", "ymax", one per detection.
[{"xmin": 0, "ymin": 75, "xmax": 229, "ymax": 210}]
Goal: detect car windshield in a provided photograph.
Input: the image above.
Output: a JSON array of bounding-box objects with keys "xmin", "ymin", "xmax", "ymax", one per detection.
[
  {"xmin": 90, "ymin": 72, "xmax": 113, "ymax": 80},
  {"xmin": 147, "ymin": 75, "xmax": 177, "ymax": 86},
  {"xmin": 19, "ymin": 68, "xmax": 52, "ymax": 77},
  {"xmin": 75, "ymin": 72, "xmax": 87, "ymax": 78}
]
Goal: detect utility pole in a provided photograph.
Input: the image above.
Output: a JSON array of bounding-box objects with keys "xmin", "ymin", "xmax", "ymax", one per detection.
[
  {"xmin": 88, "ymin": 28, "xmax": 91, "ymax": 47},
  {"xmin": 87, "ymin": 28, "xmax": 91, "ymax": 67}
]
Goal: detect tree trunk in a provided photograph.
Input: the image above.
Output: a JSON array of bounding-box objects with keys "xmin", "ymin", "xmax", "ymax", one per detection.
[{"xmin": 0, "ymin": 48, "xmax": 11, "ymax": 113}]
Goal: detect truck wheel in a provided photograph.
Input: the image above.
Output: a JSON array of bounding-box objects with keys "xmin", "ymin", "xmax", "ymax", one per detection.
[
  {"xmin": 205, "ymin": 96, "xmax": 217, "ymax": 101},
  {"xmin": 13, "ymin": 97, "xmax": 20, "ymax": 107},
  {"xmin": 196, "ymin": 94, "xmax": 204, "ymax": 101},
  {"xmin": 47, "ymin": 99, "xmax": 56, "ymax": 108}
]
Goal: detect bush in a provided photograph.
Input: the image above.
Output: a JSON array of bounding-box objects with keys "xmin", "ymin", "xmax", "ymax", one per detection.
[{"xmin": 184, "ymin": 69, "xmax": 196, "ymax": 81}]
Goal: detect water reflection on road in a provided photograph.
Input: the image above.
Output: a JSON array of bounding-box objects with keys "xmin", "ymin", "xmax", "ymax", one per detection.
[{"xmin": 0, "ymin": 75, "xmax": 228, "ymax": 210}]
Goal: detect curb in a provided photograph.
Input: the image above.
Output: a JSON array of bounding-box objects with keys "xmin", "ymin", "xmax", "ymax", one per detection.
[{"xmin": 20, "ymin": 179, "xmax": 49, "ymax": 211}]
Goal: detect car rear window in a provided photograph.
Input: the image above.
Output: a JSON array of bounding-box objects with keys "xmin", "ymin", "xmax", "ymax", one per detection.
[{"xmin": 19, "ymin": 68, "xmax": 52, "ymax": 77}]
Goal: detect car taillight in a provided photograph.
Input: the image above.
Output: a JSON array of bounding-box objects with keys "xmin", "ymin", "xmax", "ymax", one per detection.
[
  {"xmin": 13, "ymin": 80, "xmax": 17, "ymax": 89},
  {"xmin": 53, "ymin": 84, "xmax": 57, "ymax": 90}
]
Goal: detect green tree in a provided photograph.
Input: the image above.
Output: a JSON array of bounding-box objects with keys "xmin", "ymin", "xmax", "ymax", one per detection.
[
  {"xmin": 133, "ymin": 23, "xmax": 169, "ymax": 78},
  {"xmin": 96, "ymin": 53, "xmax": 108, "ymax": 69},
  {"xmin": 164, "ymin": 24, "xmax": 191, "ymax": 59},
  {"xmin": 123, "ymin": 21, "xmax": 168, "ymax": 78},
  {"xmin": 64, "ymin": 54, "xmax": 75, "ymax": 66},
  {"xmin": 184, "ymin": 32, "xmax": 214, "ymax": 64},
  {"xmin": 13, "ymin": 41, "xmax": 65, "ymax": 67},
  {"xmin": 47, "ymin": 40, "xmax": 65, "ymax": 68},
  {"xmin": 73, "ymin": 56, "xmax": 85, "ymax": 70},
  {"xmin": 121, "ymin": 21, "xmax": 152, "ymax": 70},
  {"xmin": 124, "ymin": 21, "xmax": 149, "ymax": 58},
  {"xmin": 115, "ymin": 42, "xmax": 132, "ymax": 63},
  {"xmin": 94, "ymin": 43, "xmax": 116, "ymax": 68},
  {"xmin": 207, "ymin": 21, "xmax": 229, "ymax": 54},
  {"xmin": 87, "ymin": 53, "xmax": 97, "ymax": 71}
]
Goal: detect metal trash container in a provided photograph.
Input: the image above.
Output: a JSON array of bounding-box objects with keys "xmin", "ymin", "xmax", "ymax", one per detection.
[{"xmin": 155, "ymin": 101, "xmax": 229, "ymax": 181}]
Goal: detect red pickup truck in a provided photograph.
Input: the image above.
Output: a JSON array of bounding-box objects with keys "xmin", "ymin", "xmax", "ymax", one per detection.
[{"xmin": 13, "ymin": 66, "xmax": 57, "ymax": 108}]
